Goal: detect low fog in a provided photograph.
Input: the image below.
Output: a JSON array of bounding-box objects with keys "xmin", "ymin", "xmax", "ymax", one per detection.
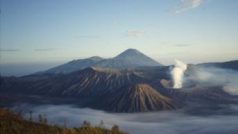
[{"xmin": 12, "ymin": 104, "xmax": 238, "ymax": 134}]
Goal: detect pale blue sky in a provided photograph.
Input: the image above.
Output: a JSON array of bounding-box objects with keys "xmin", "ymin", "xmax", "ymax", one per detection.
[{"xmin": 1, "ymin": 0, "xmax": 238, "ymax": 75}]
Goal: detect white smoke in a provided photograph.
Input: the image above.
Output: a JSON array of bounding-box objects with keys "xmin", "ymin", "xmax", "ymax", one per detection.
[
  {"xmin": 224, "ymin": 82, "xmax": 238, "ymax": 95},
  {"xmin": 183, "ymin": 66, "xmax": 238, "ymax": 95},
  {"xmin": 171, "ymin": 60, "xmax": 187, "ymax": 88}
]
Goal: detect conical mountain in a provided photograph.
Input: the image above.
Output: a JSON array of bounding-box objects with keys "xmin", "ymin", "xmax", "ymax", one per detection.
[
  {"xmin": 96, "ymin": 83, "xmax": 175, "ymax": 112},
  {"xmin": 94, "ymin": 49, "xmax": 162, "ymax": 69},
  {"xmin": 115, "ymin": 48, "xmax": 155, "ymax": 60}
]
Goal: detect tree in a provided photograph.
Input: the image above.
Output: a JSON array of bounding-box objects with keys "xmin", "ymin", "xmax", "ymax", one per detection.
[
  {"xmin": 17, "ymin": 110, "xmax": 22, "ymax": 118},
  {"xmin": 111, "ymin": 124, "xmax": 119, "ymax": 133},
  {"xmin": 99, "ymin": 120, "xmax": 105, "ymax": 128},
  {"xmin": 38, "ymin": 114, "xmax": 43, "ymax": 123},
  {"xmin": 63, "ymin": 118, "xmax": 67, "ymax": 128},
  {"xmin": 82, "ymin": 120, "xmax": 91, "ymax": 127},
  {"xmin": 43, "ymin": 114, "xmax": 48, "ymax": 124},
  {"xmin": 29, "ymin": 110, "xmax": 33, "ymax": 122}
]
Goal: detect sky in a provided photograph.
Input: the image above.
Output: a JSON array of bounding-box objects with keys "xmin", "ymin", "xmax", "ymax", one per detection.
[{"xmin": 0, "ymin": 0, "xmax": 238, "ymax": 75}]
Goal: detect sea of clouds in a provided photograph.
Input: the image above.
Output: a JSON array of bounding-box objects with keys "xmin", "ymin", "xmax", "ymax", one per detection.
[{"xmin": 12, "ymin": 104, "xmax": 238, "ymax": 134}]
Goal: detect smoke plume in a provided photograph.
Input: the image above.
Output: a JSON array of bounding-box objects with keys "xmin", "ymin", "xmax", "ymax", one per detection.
[
  {"xmin": 184, "ymin": 66, "xmax": 238, "ymax": 95},
  {"xmin": 171, "ymin": 60, "xmax": 187, "ymax": 88}
]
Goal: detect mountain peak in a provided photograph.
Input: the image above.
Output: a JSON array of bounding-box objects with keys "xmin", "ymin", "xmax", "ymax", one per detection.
[
  {"xmin": 122, "ymin": 48, "xmax": 141, "ymax": 54},
  {"xmin": 111, "ymin": 48, "xmax": 162, "ymax": 67},
  {"xmin": 115, "ymin": 48, "xmax": 144, "ymax": 59}
]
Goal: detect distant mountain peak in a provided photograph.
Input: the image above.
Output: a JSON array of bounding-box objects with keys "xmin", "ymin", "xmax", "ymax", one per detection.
[
  {"xmin": 107, "ymin": 48, "xmax": 162, "ymax": 67},
  {"xmin": 115, "ymin": 48, "xmax": 145, "ymax": 59},
  {"xmin": 121, "ymin": 48, "xmax": 141, "ymax": 54}
]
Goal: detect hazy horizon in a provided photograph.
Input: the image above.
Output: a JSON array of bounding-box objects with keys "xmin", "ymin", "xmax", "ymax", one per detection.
[{"xmin": 0, "ymin": 48, "xmax": 237, "ymax": 76}]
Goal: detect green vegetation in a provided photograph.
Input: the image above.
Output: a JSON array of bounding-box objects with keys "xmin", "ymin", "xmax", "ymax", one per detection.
[{"xmin": 0, "ymin": 108, "xmax": 128, "ymax": 134}]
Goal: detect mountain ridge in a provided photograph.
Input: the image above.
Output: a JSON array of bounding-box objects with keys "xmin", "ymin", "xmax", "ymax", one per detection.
[
  {"xmin": 43, "ymin": 49, "xmax": 162, "ymax": 74},
  {"xmin": 94, "ymin": 48, "xmax": 162, "ymax": 69},
  {"xmin": 197, "ymin": 60, "xmax": 238, "ymax": 71},
  {"xmin": 44, "ymin": 56, "xmax": 104, "ymax": 74}
]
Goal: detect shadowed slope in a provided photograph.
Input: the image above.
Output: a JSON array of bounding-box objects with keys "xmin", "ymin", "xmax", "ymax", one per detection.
[{"xmin": 97, "ymin": 83, "xmax": 175, "ymax": 112}]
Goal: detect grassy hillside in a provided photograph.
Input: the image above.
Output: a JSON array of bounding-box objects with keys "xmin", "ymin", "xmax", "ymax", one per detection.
[{"xmin": 0, "ymin": 108, "xmax": 128, "ymax": 134}]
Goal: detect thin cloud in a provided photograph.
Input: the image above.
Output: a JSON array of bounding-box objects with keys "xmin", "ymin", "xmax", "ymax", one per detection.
[
  {"xmin": 127, "ymin": 30, "xmax": 145, "ymax": 37},
  {"xmin": 77, "ymin": 35, "xmax": 99, "ymax": 38},
  {"xmin": 175, "ymin": 0, "xmax": 204, "ymax": 14},
  {"xmin": 174, "ymin": 44, "xmax": 191, "ymax": 47},
  {"xmin": 34, "ymin": 48, "xmax": 56, "ymax": 52},
  {"xmin": 0, "ymin": 49, "xmax": 20, "ymax": 52}
]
